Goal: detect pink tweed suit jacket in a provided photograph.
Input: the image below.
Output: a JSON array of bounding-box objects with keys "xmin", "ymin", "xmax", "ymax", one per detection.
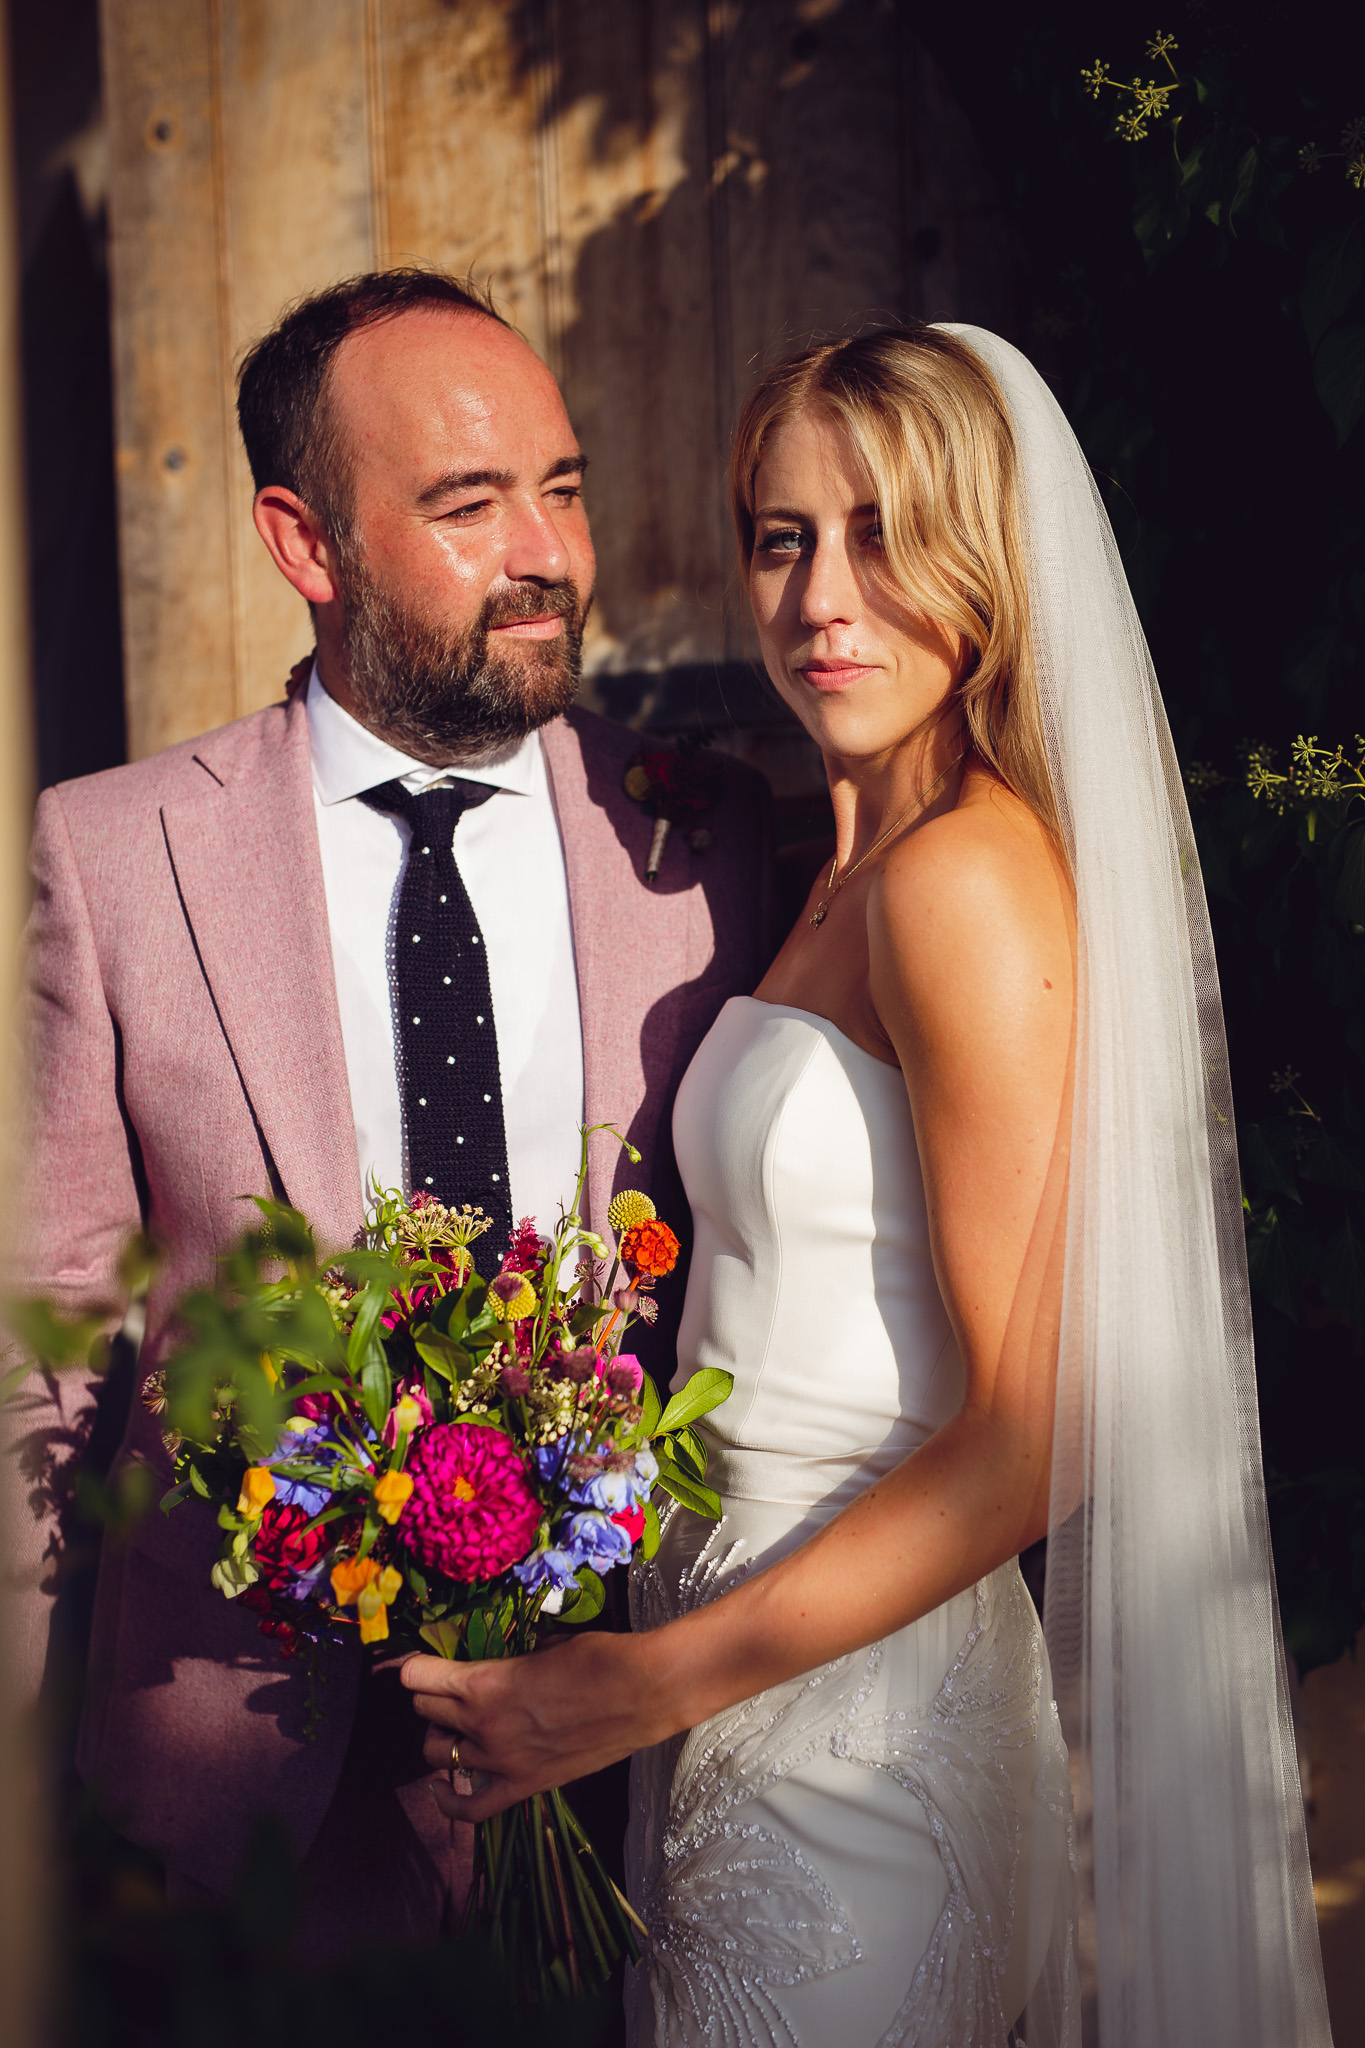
[{"xmin": 6, "ymin": 691, "xmax": 772, "ymax": 1893}]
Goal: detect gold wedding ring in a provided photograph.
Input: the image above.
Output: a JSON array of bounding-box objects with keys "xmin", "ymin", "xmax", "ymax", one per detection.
[{"xmin": 448, "ymin": 1734, "xmax": 462, "ymax": 1777}]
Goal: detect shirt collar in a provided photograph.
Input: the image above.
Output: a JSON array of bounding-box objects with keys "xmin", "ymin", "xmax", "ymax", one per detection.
[{"xmin": 305, "ymin": 662, "xmax": 542, "ymax": 804}]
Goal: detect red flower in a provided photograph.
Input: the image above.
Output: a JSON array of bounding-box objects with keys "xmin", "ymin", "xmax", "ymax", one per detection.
[
  {"xmin": 619, "ymin": 1219, "xmax": 680, "ymax": 1278},
  {"xmin": 252, "ymin": 1502, "xmax": 330, "ymax": 1593},
  {"xmin": 612, "ymin": 1505, "xmax": 646, "ymax": 1545},
  {"xmin": 505, "ymin": 1217, "xmax": 545, "ymax": 1272}
]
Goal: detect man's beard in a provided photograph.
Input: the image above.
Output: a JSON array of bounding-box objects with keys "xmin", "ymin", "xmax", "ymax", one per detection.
[{"xmin": 335, "ymin": 559, "xmax": 591, "ymax": 763}]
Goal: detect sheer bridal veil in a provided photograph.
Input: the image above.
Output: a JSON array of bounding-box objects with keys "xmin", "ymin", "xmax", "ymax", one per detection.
[{"xmin": 937, "ymin": 327, "xmax": 1332, "ymax": 2046}]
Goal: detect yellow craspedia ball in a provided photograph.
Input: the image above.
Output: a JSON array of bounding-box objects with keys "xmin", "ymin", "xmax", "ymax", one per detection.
[
  {"xmin": 489, "ymin": 1271, "xmax": 537, "ymax": 1321},
  {"xmin": 607, "ymin": 1189, "xmax": 657, "ymax": 1232}
]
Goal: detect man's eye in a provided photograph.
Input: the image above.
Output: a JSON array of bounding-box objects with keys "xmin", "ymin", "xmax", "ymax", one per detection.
[{"xmin": 549, "ymin": 485, "xmax": 583, "ymax": 505}]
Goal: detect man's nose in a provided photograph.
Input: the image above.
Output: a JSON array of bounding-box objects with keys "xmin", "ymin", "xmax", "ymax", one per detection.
[{"xmin": 502, "ymin": 497, "xmax": 572, "ymax": 585}]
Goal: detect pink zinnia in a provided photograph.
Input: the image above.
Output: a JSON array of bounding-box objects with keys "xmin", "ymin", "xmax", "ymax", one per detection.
[{"xmin": 397, "ymin": 1423, "xmax": 542, "ymax": 1582}]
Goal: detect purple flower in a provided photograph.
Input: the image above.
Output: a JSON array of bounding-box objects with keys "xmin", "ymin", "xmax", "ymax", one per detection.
[
  {"xmin": 513, "ymin": 1545, "xmax": 581, "ymax": 1595},
  {"xmin": 559, "ymin": 1510, "xmax": 632, "ymax": 1574}
]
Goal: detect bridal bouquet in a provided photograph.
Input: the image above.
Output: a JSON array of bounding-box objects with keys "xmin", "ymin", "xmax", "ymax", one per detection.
[{"xmin": 150, "ymin": 1122, "xmax": 731, "ymax": 2004}]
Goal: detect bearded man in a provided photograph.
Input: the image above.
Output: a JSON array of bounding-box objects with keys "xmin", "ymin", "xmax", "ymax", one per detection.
[{"xmin": 5, "ymin": 269, "xmax": 772, "ymax": 1948}]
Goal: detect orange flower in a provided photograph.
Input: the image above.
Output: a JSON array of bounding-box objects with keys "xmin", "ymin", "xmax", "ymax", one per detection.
[
  {"xmin": 373, "ymin": 1470, "xmax": 414, "ymax": 1525},
  {"xmin": 619, "ymin": 1218, "xmax": 680, "ymax": 1278},
  {"xmin": 330, "ymin": 1555, "xmax": 380, "ymax": 1606},
  {"xmin": 236, "ymin": 1467, "xmax": 276, "ymax": 1519}
]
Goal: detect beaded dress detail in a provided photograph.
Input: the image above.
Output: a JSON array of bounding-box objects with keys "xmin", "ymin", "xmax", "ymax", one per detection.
[{"xmin": 626, "ymin": 998, "xmax": 1076, "ymax": 2047}]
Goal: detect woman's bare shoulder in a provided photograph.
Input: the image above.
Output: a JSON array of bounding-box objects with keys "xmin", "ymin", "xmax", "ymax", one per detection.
[{"xmin": 867, "ymin": 771, "xmax": 1074, "ymax": 1052}]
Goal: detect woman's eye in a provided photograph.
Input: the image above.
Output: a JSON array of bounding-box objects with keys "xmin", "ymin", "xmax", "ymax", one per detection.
[{"xmin": 757, "ymin": 528, "xmax": 807, "ymax": 558}]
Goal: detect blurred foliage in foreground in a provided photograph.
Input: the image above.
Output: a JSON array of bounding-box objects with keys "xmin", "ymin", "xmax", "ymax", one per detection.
[
  {"xmin": 921, "ymin": 0, "xmax": 1365, "ymax": 1671},
  {"xmin": 55, "ymin": 1791, "xmax": 613, "ymax": 2048}
]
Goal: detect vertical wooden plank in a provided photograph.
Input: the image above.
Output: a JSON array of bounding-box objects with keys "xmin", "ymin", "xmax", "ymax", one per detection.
[
  {"xmin": 552, "ymin": 0, "xmax": 733, "ymax": 680},
  {"xmin": 100, "ymin": 0, "xmax": 236, "ymax": 759},
  {"xmin": 102, "ymin": 0, "xmax": 375, "ymax": 755},
  {"xmin": 214, "ymin": 0, "xmax": 374, "ymax": 717},
  {"xmin": 379, "ymin": 0, "xmax": 550, "ymax": 351}
]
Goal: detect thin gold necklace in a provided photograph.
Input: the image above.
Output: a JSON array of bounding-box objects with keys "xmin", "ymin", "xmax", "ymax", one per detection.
[{"xmin": 809, "ymin": 746, "xmax": 970, "ymax": 930}]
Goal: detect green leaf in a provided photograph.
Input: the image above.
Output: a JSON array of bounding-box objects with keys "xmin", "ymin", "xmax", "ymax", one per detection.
[
  {"xmin": 1313, "ymin": 321, "xmax": 1365, "ymax": 446},
  {"xmin": 360, "ymin": 1350, "xmax": 393, "ymax": 1435},
  {"xmin": 1297, "ymin": 1128, "xmax": 1365, "ymax": 1193},
  {"xmin": 1245, "ymin": 1205, "xmax": 1299, "ymax": 1322},
  {"xmin": 0, "ymin": 1360, "xmax": 31, "ymax": 1404},
  {"xmin": 189, "ymin": 1463, "xmax": 214, "ymax": 1501},
  {"xmin": 1301, "ymin": 223, "xmax": 1365, "ymax": 352},
  {"xmin": 210, "ymin": 1551, "xmax": 259, "ymax": 1598},
  {"xmin": 671, "ymin": 1424, "xmax": 708, "ymax": 1481},
  {"xmin": 419, "ymin": 1616, "xmax": 464, "ymax": 1658},
  {"xmin": 346, "ymin": 1281, "xmax": 393, "ymax": 1376},
  {"xmin": 640, "ymin": 1499, "xmax": 661, "ymax": 1559},
  {"xmin": 412, "ymin": 1328, "xmax": 473, "ymax": 1382},
  {"xmin": 557, "ymin": 1567, "xmax": 606, "ymax": 1625},
  {"xmin": 1239, "ymin": 1122, "xmax": 1301, "ymax": 1203},
  {"xmin": 4, "ymin": 1298, "xmax": 111, "ymax": 1370},
  {"xmin": 638, "ymin": 1371, "xmax": 662, "ymax": 1438},
  {"xmin": 466, "ymin": 1608, "xmax": 490, "ymax": 1659},
  {"xmin": 1318, "ymin": 1216, "xmax": 1365, "ymax": 1337},
  {"xmin": 159, "ymin": 1479, "xmax": 193, "ymax": 1516},
  {"xmin": 656, "ymin": 1367, "xmax": 733, "ymax": 1435},
  {"xmin": 1227, "ymin": 146, "xmax": 1259, "ymax": 226},
  {"xmin": 653, "ymin": 1466, "xmax": 722, "ymax": 1518}
]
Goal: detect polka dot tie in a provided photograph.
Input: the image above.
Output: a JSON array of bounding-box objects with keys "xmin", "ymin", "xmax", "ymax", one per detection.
[{"xmin": 358, "ymin": 778, "xmax": 512, "ymax": 1255}]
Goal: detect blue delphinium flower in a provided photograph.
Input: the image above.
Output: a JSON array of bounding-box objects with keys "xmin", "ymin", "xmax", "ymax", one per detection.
[{"xmin": 270, "ymin": 1420, "xmax": 340, "ymax": 1518}]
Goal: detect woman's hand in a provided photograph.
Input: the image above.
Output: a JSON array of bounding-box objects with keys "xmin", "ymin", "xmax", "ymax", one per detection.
[{"xmin": 402, "ymin": 1631, "xmax": 655, "ymax": 1822}]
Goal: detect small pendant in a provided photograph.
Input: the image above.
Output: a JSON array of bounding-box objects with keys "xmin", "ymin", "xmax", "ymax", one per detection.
[{"xmin": 809, "ymin": 902, "xmax": 828, "ymax": 929}]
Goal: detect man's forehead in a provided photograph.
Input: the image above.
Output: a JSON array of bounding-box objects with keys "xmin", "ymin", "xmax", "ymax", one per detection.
[{"xmin": 329, "ymin": 306, "xmax": 567, "ymax": 448}]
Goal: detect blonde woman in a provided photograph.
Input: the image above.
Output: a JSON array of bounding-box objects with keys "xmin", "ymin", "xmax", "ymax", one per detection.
[{"xmin": 405, "ymin": 327, "xmax": 1329, "ymax": 2048}]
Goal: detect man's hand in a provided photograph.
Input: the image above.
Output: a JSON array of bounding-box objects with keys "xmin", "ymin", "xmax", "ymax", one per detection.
[{"xmin": 402, "ymin": 1631, "xmax": 652, "ymax": 1822}]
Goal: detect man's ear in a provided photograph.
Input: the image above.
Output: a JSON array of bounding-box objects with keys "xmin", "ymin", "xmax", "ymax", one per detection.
[{"xmin": 253, "ymin": 486, "xmax": 340, "ymax": 607}]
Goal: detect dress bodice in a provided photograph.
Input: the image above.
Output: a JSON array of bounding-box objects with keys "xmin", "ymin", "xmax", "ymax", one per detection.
[{"xmin": 670, "ymin": 996, "xmax": 965, "ymax": 1511}]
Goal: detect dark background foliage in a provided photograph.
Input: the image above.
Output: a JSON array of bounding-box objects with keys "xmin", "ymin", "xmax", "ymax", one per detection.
[{"xmin": 917, "ymin": 0, "xmax": 1365, "ymax": 1672}]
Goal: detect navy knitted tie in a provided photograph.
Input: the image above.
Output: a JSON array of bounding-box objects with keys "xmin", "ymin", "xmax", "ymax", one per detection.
[{"xmin": 358, "ymin": 778, "xmax": 512, "ymax": 1256}]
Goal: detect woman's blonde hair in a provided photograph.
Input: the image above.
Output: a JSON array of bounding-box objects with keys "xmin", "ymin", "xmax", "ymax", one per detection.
[{"xmin": 729, "ymin": 324, "xmax": 1059, "ymax": 841}]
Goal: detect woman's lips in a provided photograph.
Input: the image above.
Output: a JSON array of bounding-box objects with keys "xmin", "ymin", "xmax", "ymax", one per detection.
[{"xmin": 797, "ymin": 660, "xmax": 874, "ymax": 691}]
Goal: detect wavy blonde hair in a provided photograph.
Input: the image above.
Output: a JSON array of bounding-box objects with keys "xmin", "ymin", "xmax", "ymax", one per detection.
[{"xmin": 729, "ymin": 324, "xmax": 1059, "ymax": 841}]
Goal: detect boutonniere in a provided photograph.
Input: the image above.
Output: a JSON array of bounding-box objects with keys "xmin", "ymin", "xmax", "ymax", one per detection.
[{"xmin": 623, "ymin": 739, "xmax": 725, "ymax": 883}]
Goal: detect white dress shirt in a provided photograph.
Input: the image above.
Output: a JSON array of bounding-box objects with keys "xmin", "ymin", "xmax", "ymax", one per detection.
[{"xmin": 305, "ymin": 667, "xmax": 585, "ymax": 1231}]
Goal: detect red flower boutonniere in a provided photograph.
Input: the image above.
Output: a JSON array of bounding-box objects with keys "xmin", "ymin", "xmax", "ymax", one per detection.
[{"xmin": 622, "ymin": 739, "xmax": 725, "ymax": 882}]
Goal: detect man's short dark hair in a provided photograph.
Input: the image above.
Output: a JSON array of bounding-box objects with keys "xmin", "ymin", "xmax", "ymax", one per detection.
[{"xmin": 236, "ymin": 268, "xmax": 508, "ymax": 537}]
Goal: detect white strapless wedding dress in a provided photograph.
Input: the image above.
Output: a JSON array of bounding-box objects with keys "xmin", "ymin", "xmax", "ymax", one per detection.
[{"xmin": 625, "ymin": 998, "xmax": 1075, "ymax": 2048}]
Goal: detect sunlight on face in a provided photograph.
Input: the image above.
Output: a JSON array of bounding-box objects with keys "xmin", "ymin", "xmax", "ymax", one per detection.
[{"xmin": 748, "ymin": 409, "xmax": 965, "ymax": 765}]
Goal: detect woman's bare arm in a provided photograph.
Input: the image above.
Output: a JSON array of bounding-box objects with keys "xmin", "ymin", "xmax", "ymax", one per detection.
[{"xmin": 404, "ymin": 788, "xmax": 1076, "ymax": 1819}]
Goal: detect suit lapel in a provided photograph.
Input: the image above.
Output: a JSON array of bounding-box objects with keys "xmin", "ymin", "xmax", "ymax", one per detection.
[
  {"xmin": 159, "ymin": 698, "xmax": 364, "ymax": 1253},
  {"xmin": 541, "ymin": 713, "xmax": 698, "ymax": 1234}
]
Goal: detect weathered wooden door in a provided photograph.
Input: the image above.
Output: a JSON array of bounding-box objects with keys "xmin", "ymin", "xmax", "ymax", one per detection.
[{"xmin": 100, "ymin": 0, "xmax": 1011, "ymax": 763}]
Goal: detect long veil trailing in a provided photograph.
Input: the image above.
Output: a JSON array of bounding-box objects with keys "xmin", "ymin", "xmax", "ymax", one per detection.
[{"xmin": 938, "ymin": 327, "xmax": 1333, "ymax": 2047}]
